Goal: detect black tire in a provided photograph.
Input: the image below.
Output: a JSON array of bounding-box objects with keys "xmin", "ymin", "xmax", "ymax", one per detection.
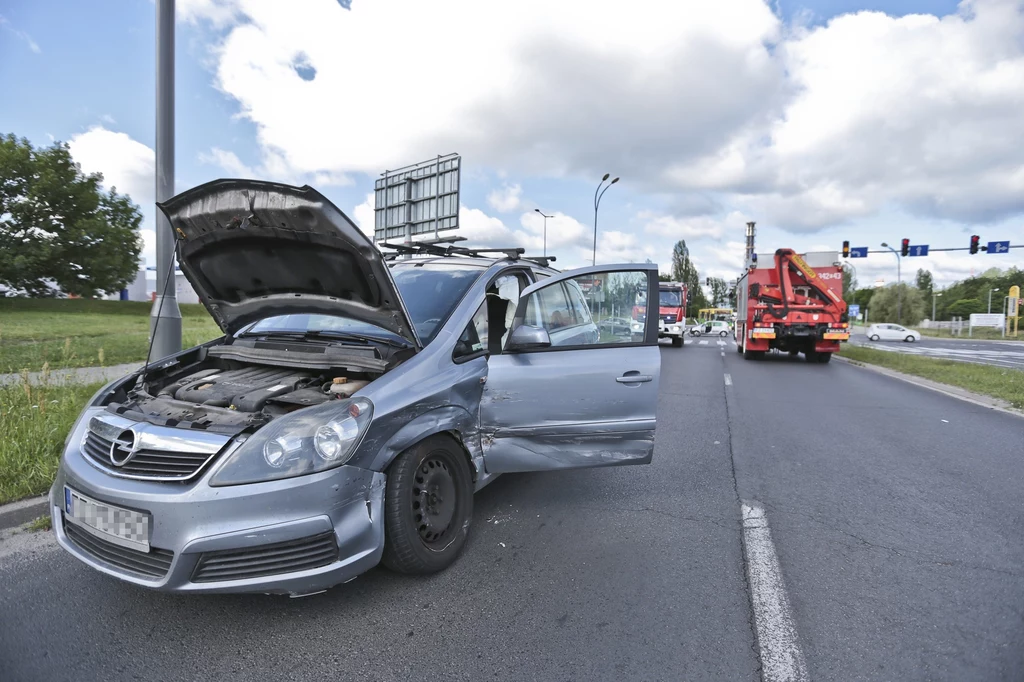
[
  {"xmin": 904, "ymin": 335, "xmax": 915, "ymax": 343},
  {"xmin": 743, "ymin": 349, "xmax": 764, "ymax": 361},
  {"xmin": 869, "ymin": 334, "xmax": 880, "ymax": 341},
  {"xmin": 817, "ymin": 352, "xmax": 833, "ymax": 363},
  {"xmin": 671, "ymin": 336, "xmax": 683, "ymax": 348},
  {"xmin": 719, "ymin": 331, "xmax": 728, "ymax": 337},
  {"xmin": 805, "ymin": 350, "xmax": 819, "ymax": 363},
  {"xmin": 382, "ymin": 435, "xmax": 473, "ymax": 575}
]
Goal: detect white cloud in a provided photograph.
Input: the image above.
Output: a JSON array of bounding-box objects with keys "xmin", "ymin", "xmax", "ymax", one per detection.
[
  {"xmin": 486, "ymin": 184, "xmax": 523, "ymax": 213},
  {"xmin": 639, "ymin": 210, "xmax": 751, "ymax": 241},
  {"xmin": 0, "ymin": 14, "xmax": 41, "ymax": 53},
  {"xmin": 198, "ymin": 147, "xmax": 253, "ymax": 177},
  {"xmin": 68, "ymin": 126, "xmax": 155, "ymax": 207},
  {"xmin": 198, "ymin": 146, "xmax": 352, "ymax": 186},
  {"xmin": 180, "ymin": 0, "xmax": 1024, "ymax": 234},
  {"xmin": 352, "ymin": 192, "xmax": 375, "ymax": 237}
]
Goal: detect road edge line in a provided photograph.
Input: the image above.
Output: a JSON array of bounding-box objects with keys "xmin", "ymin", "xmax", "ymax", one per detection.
[
  {"xmin": 0, "ymin": 495, "xmax": 49, "ymax": 531},
  {"xmin": 741, "ymin": 500, "xmax": 809, "ymax": 682},
  {"xmin": 833, "ymin": 355, "xmax": 1023, "ymax": 419}
]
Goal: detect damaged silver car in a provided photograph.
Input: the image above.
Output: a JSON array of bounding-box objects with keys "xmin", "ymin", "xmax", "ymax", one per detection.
[{"xmin": 50, "ymin": 179, "xmax": 661, "ymax": 595}]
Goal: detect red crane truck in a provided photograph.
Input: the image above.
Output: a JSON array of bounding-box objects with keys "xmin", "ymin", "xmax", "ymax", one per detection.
[
  {"xmin": 734, "ymin": 249, "xmax": 850, "ymax": 362},
  {"xmin": 631, "ymin": 281, "xmax": 688, "ymax": 347}
]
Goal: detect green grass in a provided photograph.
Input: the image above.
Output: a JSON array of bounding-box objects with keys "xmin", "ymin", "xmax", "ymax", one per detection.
[
  {"xmin": 0, "ymin": 378, "xmax": 105, "ymax": 504},
  {"xmin": 914, "ymin": 326, "xmax": 1021, "ymax": 342},
  {"xmin": 841, "ymin": 345, "xmax": 1024, "ymax": 409},
  {"xmin": 0, "ymin": 299, "xmax": 221, "ymax": 373},
  {"xmin": 25, "ymin": 515, "xmax": 52, "ymax": 532}
]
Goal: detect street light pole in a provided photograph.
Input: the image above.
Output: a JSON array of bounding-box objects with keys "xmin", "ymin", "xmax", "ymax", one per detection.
[
  {"xmin": 988, "ymin": 288, "xmax": 999, "ymax": 314},
  {"xmin": 932, "ymin": 291, "xmax": 941, "ymax": 322},
  {"xmin": 880, "ymin": 242, "xmax": 902, "ymax": 324},
  {"xmin": 593, "ymin": 173, "xmax": 619, "ymax": 267},
  {"xmin": 151, "ymin": 0, "xmax": 182, "ymax": 360},
  {"xmin": 534, "ymin": 209, "xmax": 552, "ymax": 258}
]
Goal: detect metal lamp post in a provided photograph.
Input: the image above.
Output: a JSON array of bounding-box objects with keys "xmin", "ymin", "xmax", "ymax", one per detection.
[
  {"xmin": 932, "ymin": 291, "xmax": 941, "ymax": 323},
  {"xmin": 534, "ymin": 209, "xmax": 552, "ymax": 258},
  {"xmin": 880, "ymin": 242, "xmax": 902, "ymax": 324},
  {"xmin": 593, "ymin": 174, "xmax": 619, "ymax": 267},
  {"xmin": 988, "ymin": 288, "xmax": 999, "ymax": 314}
]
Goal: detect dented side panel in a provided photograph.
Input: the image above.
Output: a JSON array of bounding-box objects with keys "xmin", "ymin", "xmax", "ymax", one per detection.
[{"xmin": 480, "ymin": 346, "xmax": 660, "ymax": 473}]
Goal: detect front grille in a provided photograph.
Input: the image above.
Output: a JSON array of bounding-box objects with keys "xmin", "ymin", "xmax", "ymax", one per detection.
[
  {"xmin": 662, "ymin": 315, "xmax": 678, "ymax": 323},
  {"xmin": 63, "ymin": 518, "xmax": 173, "ymax": 579},
  {"xmin": 82, "ymin": 431, "xmax": 216, "ymax": 481},
  {"xmin": 191, "ymin": 532, "xmax": 340, "ymax": 583}
]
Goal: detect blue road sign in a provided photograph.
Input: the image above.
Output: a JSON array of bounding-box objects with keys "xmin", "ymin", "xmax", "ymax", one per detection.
[
  {"xmin": 849, "ymin": 247, "xmax": 868, "ymax": 258},
  {"xmin": 987, "ymin": 241, "xmax": 1010, "ymax": 254},
  {"xmin": 908, "ymin": 244, "xmax": 929, "ymax": 257},
  {"xmin": 848, "ymin": 304, "xmax": 861, "ymax": 318}
]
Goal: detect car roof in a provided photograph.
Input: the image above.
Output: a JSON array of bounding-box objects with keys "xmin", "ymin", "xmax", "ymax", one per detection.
[{"xmin": 388, "ymin": 256, "xmax": 559, "ymax": 277}]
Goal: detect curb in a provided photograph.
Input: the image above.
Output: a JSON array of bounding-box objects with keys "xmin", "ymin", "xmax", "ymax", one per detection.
[
  {"xmin": 0, "ymin": 495, "xmax": 50, "ymax": 532},
  {"xmin": 833, "ymin": 355, "xmax": 1023, "ymax": 419}
]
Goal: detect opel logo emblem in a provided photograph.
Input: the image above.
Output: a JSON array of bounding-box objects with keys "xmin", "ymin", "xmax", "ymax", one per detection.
[{"xmin": 109, "ymin": 429, "xmax": 137, "ymax": 466}]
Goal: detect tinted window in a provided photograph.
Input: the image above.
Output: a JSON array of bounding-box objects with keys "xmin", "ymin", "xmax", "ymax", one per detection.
[{"xmin": 391, "ymin": 263, "xmax": 485, "ymax": 343}]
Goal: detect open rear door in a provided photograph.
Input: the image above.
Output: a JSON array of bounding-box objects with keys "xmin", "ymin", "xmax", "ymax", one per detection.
[{"xmin": 479, "ymin": 264, "xmax": 661, "ymax": 473}]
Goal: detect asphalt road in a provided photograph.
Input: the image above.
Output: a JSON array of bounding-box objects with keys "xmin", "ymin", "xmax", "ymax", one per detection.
[
  {"xmin": 2, "ymin": 340, "xmax": 1022, "ymax": 681},
  {"xmin": 849, "ymin": 329, "xmax": 1024, "ymax": 369}
]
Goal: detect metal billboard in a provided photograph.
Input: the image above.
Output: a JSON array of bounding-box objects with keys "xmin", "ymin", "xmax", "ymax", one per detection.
[{"xmin": 374, "ymin": 154, "xmax": 460, "ymax": 244}]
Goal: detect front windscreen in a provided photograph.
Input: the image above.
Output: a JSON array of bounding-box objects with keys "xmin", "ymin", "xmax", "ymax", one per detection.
[
  {"xmin": 659, "ymin": 289, "xmax": 682, "ymax": 307},
  {"xmin": 391, "ymin": 262, "xmax": 485, "ymax": 343}
]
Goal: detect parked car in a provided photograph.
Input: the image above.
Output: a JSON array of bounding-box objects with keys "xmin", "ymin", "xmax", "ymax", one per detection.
[
  {"xmin": 866, "ymin": 323, "xmax": 921, "ymax": 342},
  {"xmin": 598, "ymin": 316, "xmax": 633, "ymax": 337},
  {"xmin": 50, "ymin": 180, "xmax": 661, "ymax": 596},
  {"xmin": 689, "ymin": 320, "xmax": 731, "ymax": 337}
]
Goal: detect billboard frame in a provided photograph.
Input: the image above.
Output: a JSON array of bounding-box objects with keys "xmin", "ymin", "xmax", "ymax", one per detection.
[{"xmin": 374, "ymin": 153, "xmax": 461, "ymax": 245}]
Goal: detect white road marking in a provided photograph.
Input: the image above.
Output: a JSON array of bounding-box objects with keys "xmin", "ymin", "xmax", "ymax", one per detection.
[
  {"xmin": 741, "ymin": 501, "xmax": 809, "ymax": 682},
  {"xmin": 721, "ymin": 351, "xmax": 725, "ymax": 357},
  {"xmin": 699, "ymin": 340, "xmax": 708, "ymax": 345},
  {"xmin": 724, "ymin": 373, "xmax": 732, "ymax": 386},
  {"xmin": 717, "ymin": 340, "xmax": 726, "ymax": 346}
]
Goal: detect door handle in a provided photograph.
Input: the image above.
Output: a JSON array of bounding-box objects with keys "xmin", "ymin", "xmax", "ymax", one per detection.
[{"xmin": 616, "ymin": 374, "xmax": 653, "ymax": 384}]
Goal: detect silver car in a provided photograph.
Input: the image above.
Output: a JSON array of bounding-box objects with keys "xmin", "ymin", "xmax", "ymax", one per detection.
[{"xmin": 50, "ymin": 180, "xmax": 662, "ymax": 596}]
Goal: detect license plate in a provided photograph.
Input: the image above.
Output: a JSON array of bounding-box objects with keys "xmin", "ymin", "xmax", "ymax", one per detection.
[
  {"xmin": 64, "ymin": 486, "xmax": 150, "ymax": 552},
  {"xmin": 824, "ymin": 332, "xmax": 849, "ymax": 340}
]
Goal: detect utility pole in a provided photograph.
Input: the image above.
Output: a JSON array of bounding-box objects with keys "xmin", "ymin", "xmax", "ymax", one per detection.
[
  {"xmin": 534, "ymin": 209, "xmax": 552, "ymax": 258},
  {"xmin": 150, "ymin": 0, "xmax": 182, "ymax": 360},
  {"xmin": 880, "ymin": 242, "xmax": 902, "ymax": 324},
  {"xmin": 932, "ymin": 291, "xmax": 941, "ymax": 322},
  {"xmin": 988, "ymin": 288, "xmax": 999, "ymax": 314}
]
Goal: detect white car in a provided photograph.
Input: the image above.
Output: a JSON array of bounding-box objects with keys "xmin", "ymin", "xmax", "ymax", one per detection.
[
  {"xmin": 690, "ymin": 320, "xmax": 731, "ymax": 337},
  {"xmin": 866, "ymin": 323, "xmax": 921, "ymax": 342}
]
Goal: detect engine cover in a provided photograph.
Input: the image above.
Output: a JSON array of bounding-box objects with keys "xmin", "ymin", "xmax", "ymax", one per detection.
[{"xmin": 172, "ymin": 367, "xmax": 315, "ymax": 411}]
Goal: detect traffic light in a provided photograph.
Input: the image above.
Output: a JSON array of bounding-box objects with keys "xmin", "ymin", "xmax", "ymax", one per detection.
[
  {"xmin": 705, "ymin": 277, "xmax": 711, "ymax": 286},
  {"xmin": 900, "ymin": 238, "xmax": 910, "ymax": 257},
  {"xmin": 970, "ymin": 235, "xmax": 980, "ymax": 254},
  {"xmin": 842, "ymin": 241, "xmax": 850, "ymax": 258}
]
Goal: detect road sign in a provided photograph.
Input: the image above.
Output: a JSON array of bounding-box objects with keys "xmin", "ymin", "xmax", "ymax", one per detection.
[
  {"xmin": 848, "ymin": 304, "xmax": 861, "ymax": 318},
  {"xmin": 987, "ymin": 241, "xmax": 1010, "ymax": 254},
  {"xmin": 908, "ymin": 245, "xmax": 929, "ymax": 257},
  {"xmin": 849, "ymin": 247, "xmax": 868, "ymax": 258},
  {"xmin": 1009, "ymin": 297, "xmax": 1019, "ymax": 317},
  {"xmin": 374, "ymin": 154, "xmax": 461, "ymax": 244}
]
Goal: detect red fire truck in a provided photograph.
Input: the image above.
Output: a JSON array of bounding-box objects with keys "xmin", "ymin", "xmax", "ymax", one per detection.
[
  {"xmin": 632, "ymin": 281, "xmax": 688, "ymax": 347},
  {"xmin": 735, "ymin": 249, "xmax": 849, "ymax": 362}
]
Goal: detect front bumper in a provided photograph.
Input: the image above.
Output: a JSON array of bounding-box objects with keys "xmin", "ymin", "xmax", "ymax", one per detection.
[
  {"xmin": 653, "ymin": 321, "xmax": 683, "ymax": 338},
  {"xmin": 49, "ymin": 428, "xmax": 386, "ymax": 595}
]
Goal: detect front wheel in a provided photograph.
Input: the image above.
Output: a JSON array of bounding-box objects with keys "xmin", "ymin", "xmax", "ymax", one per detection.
[
  {"xmin": 719, "ymin": 331, "xmax": 728, "ymax": 337},
  {"xmin": 671, "ymin": 336, "xmax": 683, "ymax": 348},
  {"xmin": 869, "ymin": 334, "xmax": 880, "ymax": 341},
  {"xmin": 904, "ymin": 336, "xmax": 915, "ymax": 343},
  {"xmin": 382, "ymin": 435, "xmax": 473, "ymax": 575}
]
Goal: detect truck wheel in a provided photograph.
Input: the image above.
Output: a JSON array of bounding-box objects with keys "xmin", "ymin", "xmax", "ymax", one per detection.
[
  {"xmin": 671, "ymin": 336, "xmax": 683, "ymax": 348},
  {"xmin": 805, "ymin": 350, "xmax": 819, "ymax": 363},
  {"xmin": 382, "ymin": 435, "xmax": 473, "ymax": 575},
  {"xmin": 743, "ymin": 349, "xmax": 763, "ymax": 361},
  {"xmin": 818, "ymin": 352, "xmax": 833, "ymax": 364}
]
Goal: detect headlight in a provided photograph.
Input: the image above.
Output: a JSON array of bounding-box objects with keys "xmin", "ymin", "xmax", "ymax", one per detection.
[{"xmin": 210, "ymin": 397, "xmax": 373, "ymax": 487}]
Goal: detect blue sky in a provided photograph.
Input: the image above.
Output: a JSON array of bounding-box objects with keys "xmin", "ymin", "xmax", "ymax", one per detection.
[{"xmin": 2, "ymin": 0, "xmax": 1022, "ymax": 291}]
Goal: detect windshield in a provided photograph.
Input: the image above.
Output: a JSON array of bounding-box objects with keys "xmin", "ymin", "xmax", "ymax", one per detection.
[
  {"xmin": 244, "ymin": 262, "xmax": 485, "ymax": 346},
  {"xmin": 659, "ymin": 289, "xmax": 682, "ymax": 307}
]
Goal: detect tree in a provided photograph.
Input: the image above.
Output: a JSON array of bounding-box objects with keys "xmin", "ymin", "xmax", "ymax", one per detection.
[
  {"xmin": 671, "ymin": 240, "xmax": 690, "ymax": 283},
  {"xmin": 946, "ymin": 298, "xmax": 984, "ymax": 317},
  {"xmin": 658, "ymin": 273, "xmax": 672, "ymax": 282},
  {"xmin": 842, "ymin": 266, "xmax": 858, "ymax": 300},
  {"xmin": 708, "ymin": 277, "xmax": 728, "ymax": 307},
  {"xmin": 866, "ymin": 284, "xmax": 926, "ymax": 325},
  {"xmin": 0, "ymin": 133, "xmax": 142, "ymax": 296},
  {"xmin": 915, "ymin": 268, "xmax": 933, "ymax": 297}
]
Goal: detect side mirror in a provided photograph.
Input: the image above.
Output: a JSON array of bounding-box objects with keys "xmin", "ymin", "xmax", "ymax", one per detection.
[{"xmin": 505, "ymin": 325, "xmax": 551, "ymax": 352}]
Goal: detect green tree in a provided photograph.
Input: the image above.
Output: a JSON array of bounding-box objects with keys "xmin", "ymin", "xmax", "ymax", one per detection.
[
  {"xmin": 0, "ymin": 133, "xmax": 142, "ymax": 296},
  {"xmin": 671, "ymin": 240, "xmax": 690, "ymax": 283},
  {"xmin": 915, "ymin": 268, "xmax": 933, "ymax": 297},
  {"xmin": 708, "ymin": 277, "xmax": 728, "ymax": 307},
  {"xmin": 946, "ymin": 298, "xmax": 984, "ymax": 317},
  {"xmin": 867, "ymin": 284, "xmax": 926, "ymax": 325},
  {"xmin": 658, "ymin": 273, "xmax": 672, "ymax": 282},
  {"xmin": 842, "ymin": 266, "xmax": 858, "ymax": 300}
]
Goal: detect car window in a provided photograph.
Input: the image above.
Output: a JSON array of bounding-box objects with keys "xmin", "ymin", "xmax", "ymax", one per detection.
[
  {"xmin": 390, "ymin": 262, "xmax": 485, "ymax": 344},
  {"xmin": 517, "ymin": 269, "xmax": 650, "ymax": 349},
  {"xmin": 454, "ymin": 302, "xmax": 487, "ymax": 361}
]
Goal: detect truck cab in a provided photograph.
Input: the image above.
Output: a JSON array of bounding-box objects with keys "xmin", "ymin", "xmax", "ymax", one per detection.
[{"xmin": 632, "ymin": 282, "xmax": 687, "ymax": 348}]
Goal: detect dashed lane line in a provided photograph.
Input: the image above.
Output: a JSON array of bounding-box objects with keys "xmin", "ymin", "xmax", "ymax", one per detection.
[
  {"xmin": 741, "ymin": 501, "xmax": 809, "ymax": 682},
  {"xmin": 724, "ymin": 373, "xmax": 733, "ymax": 386}
]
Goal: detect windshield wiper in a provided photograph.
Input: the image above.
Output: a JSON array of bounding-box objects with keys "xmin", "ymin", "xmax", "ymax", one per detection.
[{"xmin": 239, "ymin": 329, "xmax": 411, "ymax": 348}]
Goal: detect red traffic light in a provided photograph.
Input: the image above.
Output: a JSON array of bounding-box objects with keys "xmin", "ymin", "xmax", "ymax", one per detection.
[
  {"xmin": 970, "ymin": 235, "xmax": 980, "ymax": 254},
  {"xmin": 900, "ymin": 238, "xmax": 910, "ymax": 257},
  {"xmin": 842, "ymin": 240, "xmax": 850, "ymax": 258}
]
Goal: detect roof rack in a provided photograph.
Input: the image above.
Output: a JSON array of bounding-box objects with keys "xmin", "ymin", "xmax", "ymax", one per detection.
[{"xmin": 379, "ymin": 242, "xmax": 541, "ymax": 263}]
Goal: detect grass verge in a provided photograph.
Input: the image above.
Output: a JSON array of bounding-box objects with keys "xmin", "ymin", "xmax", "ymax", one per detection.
[
  {"xmin": 915, "ymin": 326, "xmax": 1021, "ymax": 342},
  {"xmin": 0, "ymin": 376, "xmax": 105, "ymax": 504},
  {"xmin": 841, "ymin": 345, "xmax": 1024, "ymax": 409},
  {"xmin": 25, "ymin": 515, "xmax": 52, "ymax": 532},
  {"xmin": 0, "ymin": 298, "xmax": 221, "ymax": 373}
]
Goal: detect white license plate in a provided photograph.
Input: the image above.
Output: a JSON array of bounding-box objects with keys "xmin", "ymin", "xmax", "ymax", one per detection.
[{"xmin": 64, "ymin": 486, "xmax": 150, "ymax": 552}]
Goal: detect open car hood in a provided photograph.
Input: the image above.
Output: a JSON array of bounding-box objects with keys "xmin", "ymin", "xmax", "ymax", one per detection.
[{"xmin": 157, "ymin": 179, "xmax": 420, "ymax": 348}]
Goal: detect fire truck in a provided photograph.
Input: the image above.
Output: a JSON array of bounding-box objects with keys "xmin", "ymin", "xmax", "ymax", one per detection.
[
  {"xmin": 734, "ymin": 249, "xmax": 850, "ymax": 362},
  {"xmin": 632, "ymin": 281, "xmax": 688, "ymax": 347}
]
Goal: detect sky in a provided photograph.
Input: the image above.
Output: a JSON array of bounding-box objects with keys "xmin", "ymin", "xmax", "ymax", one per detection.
[{"xmin": 1, "ymin": 0, "xmax": 1023, "ymax": 294}]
